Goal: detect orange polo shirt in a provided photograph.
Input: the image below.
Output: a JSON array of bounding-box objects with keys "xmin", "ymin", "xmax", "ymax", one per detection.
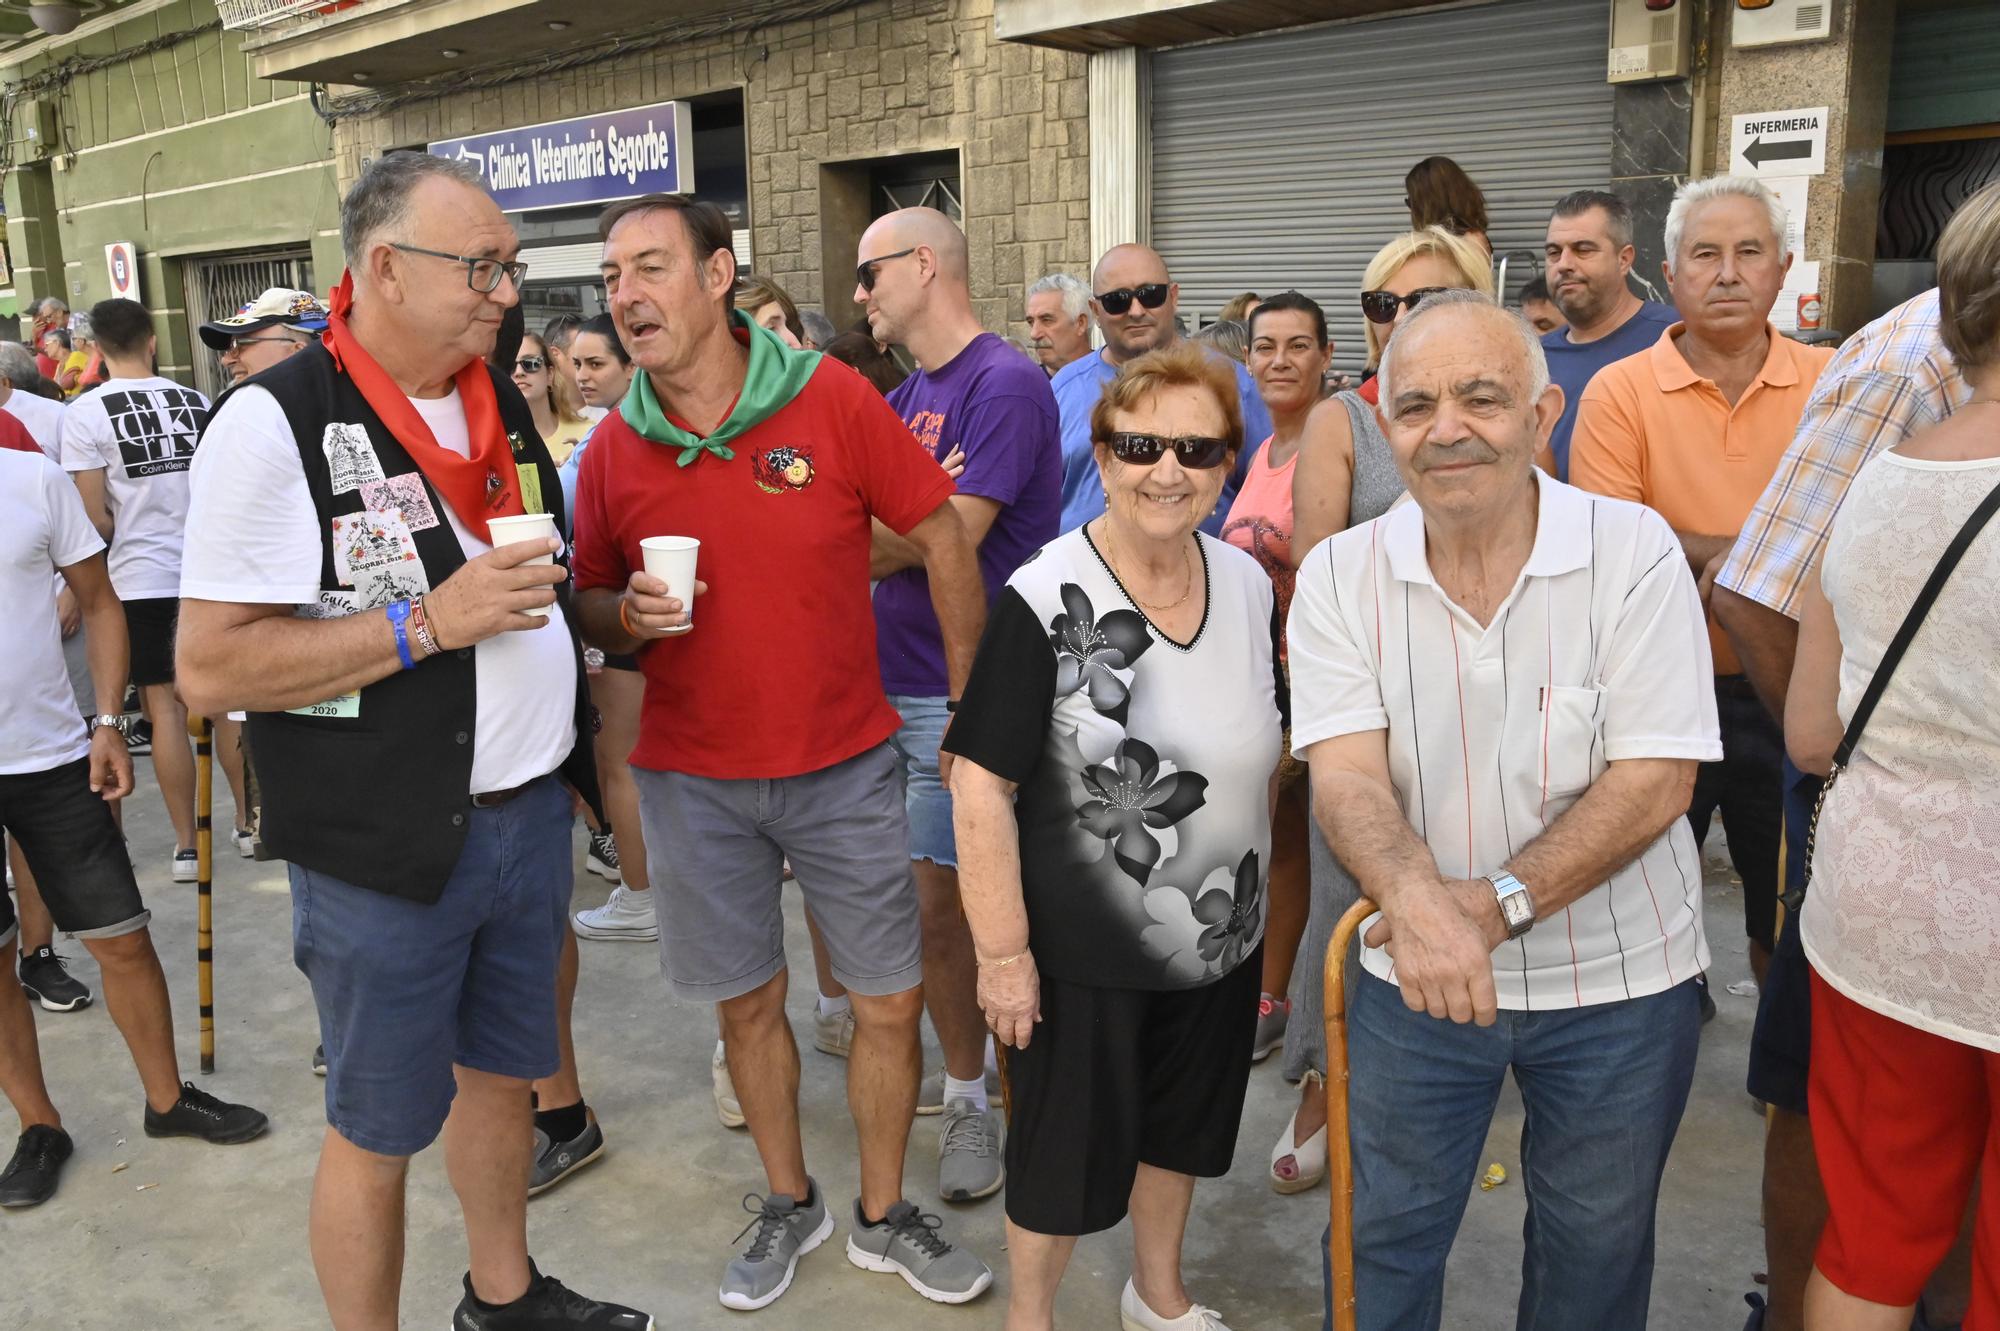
[{"xmin": 1569, "ymin": 323, "xmax": 1835, "ymax": 675}]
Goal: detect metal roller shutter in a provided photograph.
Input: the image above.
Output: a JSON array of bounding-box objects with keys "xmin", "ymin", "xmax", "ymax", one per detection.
[{"xmin": 1151, "ymin": 0, "xmax": 1615, "ymax": 375}]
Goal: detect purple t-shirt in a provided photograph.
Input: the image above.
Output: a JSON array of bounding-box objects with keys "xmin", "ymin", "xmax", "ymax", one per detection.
[{"xmin": 875, "ymin": 333, "xmax": 1062, "ymax": 696}]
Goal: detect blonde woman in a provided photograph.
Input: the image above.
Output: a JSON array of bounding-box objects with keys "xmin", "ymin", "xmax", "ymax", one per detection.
[
  {"xmin": 510, "ymin": 331, "xmax": 592, "ymax": 465},
  {"xmin": 1271, "ymin": 225, "xmax": 1489, "ymax": 1196}
]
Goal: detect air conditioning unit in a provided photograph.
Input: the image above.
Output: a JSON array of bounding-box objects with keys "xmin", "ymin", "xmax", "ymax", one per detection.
[
  {"xmin": 1732, "ymin": 0, "xmax": 1832, "ymax": 49},
  {"xmin": 1608, "ymin": 0, "xmax": 1690, "ymax": 83}
]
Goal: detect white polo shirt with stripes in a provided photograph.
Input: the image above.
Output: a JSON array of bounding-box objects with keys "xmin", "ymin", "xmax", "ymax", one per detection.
[{"xmin": 1289, "ymin": 470, "xmax": 1721, "ymax": 1010}]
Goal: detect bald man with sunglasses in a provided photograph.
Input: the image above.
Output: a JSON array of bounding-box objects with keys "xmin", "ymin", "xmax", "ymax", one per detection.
[{"xmin": 1049, "ymin": 244, "xmax": 1272, "ymax": 533}]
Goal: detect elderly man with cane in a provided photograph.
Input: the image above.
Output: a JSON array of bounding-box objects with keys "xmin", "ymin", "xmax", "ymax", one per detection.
[{"xmin": 1289, "ymin": 290, "xmax": 1719, "ymax": 1331}]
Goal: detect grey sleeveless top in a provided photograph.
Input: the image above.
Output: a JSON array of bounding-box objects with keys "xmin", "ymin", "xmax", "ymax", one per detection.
[{"xmin": 1337, "ymin": 389, "xmax": 1405, "ymax": 527}]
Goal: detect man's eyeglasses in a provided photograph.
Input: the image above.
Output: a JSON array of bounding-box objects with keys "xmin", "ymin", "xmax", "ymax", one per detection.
[
  {"xmin": 1360, "ymin": 287, "xmax": 1452, "ymax": 324},
  {"xmin": 1103, "ymin": 431, "xmax": 1231, "ymax": 470},
  {"xmin": 1093, "ymin": 284, "xmax": 1170, "ymax": 317},
  {"xmin": 391, "ymin": 243, "xmax": 528, "ymax": 294},
  {"xmin": 856, "ymin": 247, "xmax": 918, "ymax": 293},
  {"xmin": 514, "ymin": 356, "xmax": 547, "ymax": 374}
]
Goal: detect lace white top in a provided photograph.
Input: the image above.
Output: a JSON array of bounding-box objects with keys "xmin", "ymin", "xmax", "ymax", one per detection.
[{"xmin": 1801, "ymin": 450, "xmax": 2000, "ymax": 1050}]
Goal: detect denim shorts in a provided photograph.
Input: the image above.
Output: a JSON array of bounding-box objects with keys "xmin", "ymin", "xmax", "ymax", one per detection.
[
  {"xmin": 0, "ymin": 758, "xmax": 150, "ymax": 940},
  {"xmin": 886, "ymin": 693, "xmax": 955, "ymax": 868},
  {"xmin": 292, "ymin": 775, "xmax": 571, "ymax": 1157},
  {"xmin": 636, "ymin": 743, "xmax": 922, "ymax": 1003}
]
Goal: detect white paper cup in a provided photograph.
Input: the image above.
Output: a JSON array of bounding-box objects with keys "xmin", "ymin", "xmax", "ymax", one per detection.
[
  {"xmin": 639, "ymin": 535, "xmax": 699, "ymax": 635},
  {"xmin": 488, "ymin": 512, "xmax": 559, "ymax": 619}
]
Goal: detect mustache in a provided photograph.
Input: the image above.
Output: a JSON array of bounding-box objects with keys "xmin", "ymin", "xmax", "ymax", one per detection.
[{"xmin": 1411, "ymin": 438, "xmax": 1501, "ymax": 471}]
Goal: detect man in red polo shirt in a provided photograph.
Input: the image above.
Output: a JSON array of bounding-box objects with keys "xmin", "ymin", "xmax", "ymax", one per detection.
[{"xmin": 571, "ymin": 194, "xmax": 994, "ymax": 1312}]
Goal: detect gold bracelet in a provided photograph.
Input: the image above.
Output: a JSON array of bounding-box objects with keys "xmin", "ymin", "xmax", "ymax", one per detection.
[{"xmin": 978, "ymin": 949, "xmax": 1030, "ymax": 969}]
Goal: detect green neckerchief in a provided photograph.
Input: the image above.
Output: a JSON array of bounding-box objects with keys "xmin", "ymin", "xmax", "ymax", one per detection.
[{"xmin": 619, "ymin": 310, "xmax": 821, "ymax": 467}]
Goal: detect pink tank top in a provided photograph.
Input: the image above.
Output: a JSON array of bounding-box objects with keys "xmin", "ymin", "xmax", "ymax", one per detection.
[{"xmin": 1221, "ymin": 436, "xmax": 1297, "ymax": 648}]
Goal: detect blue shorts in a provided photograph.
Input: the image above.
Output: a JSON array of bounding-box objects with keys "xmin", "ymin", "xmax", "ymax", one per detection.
[
  {"xmin": 292, "ymin": 776, "xmax": 572, "ymax": 1157},
  {"xmin": 1747, "ymin": 756, "xmax": 1822, "ymax": 1118},
  {"xmin": 887, "ymin": 693, "xmax": 956, "ymax": 868}
]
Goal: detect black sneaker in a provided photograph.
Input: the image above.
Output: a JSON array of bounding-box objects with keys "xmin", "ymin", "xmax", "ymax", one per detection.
[
  {"xmin": 123, "ymin": 717, "xmax": 152, "ymax": 755},
  {"xmin": 585, "ymin": 830, "xmax": 620, "ymax": 882},
  {"xmin": 0, "ymin": 1125, "xmax": 74, "ymax": 1208},
  {"xmin": 19, "ymin": 945, "xmax": 92, "ymax": 1012},
  {"xmin": 450, "ymin": 1259, "xmax": 652, "ymax": 1329},
  {"xmin": 143, "ymin": 1082, "xmax": 269, "ymax": 1144},
  {"xmin": 529, "ymin": 1118, "xmax": 605, "ymax": 1197}
]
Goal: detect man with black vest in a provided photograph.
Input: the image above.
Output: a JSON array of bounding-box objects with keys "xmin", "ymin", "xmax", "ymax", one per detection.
[{"xmin": 176, "ymin": 153, "xmax": 651, "ymax": 1331}]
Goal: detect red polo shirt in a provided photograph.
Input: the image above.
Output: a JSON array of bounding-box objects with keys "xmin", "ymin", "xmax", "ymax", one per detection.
[{"xmin": 572, "ymin": 356, "xmax": 954, "ymax": 778}]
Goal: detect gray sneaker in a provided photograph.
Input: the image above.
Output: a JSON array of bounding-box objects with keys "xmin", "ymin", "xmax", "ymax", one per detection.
[
  {"xmin": 937, "ymin": 1099, "xmax": 1003, "ymax": 1201},
  {"xmin": 1252, "ymin": 994, "xmax": 1289, "ymax": 1062},
  {"xmin": 719, "ymin": 1183, "xmax": 833, "ymax": 1311},
  {"xmin": 529, "ymin": 1118, "xmax": 605, "ymax": 1197},
  {"xmin": 846, "ymin": 1199, "xmax": 993, "ymax": 1304}
]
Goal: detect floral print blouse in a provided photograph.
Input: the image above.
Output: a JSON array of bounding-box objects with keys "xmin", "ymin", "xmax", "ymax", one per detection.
[{"xmin": 942, "ymin": 526, "xmax": 1286, "ymax": 991}]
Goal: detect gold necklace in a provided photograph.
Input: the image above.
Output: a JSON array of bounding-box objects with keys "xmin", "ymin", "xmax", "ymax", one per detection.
[{"xmin": 1104, "ymin": 523, "xmax": 1194, "ymax": 613}]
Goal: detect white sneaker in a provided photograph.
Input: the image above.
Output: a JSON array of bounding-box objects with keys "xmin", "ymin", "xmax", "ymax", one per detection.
[
  {"xmin": 572, "ymin": 885, "xmax": 658, "ymax": 940},
  {"xmin": 1121, "ymin": 1278, "xmax": 1233, "ymax": 1330},
  {"xmin": 712, "ymin": 1045, "xmax": 746, "ymax": 1129},
  {"xmin": 171, "ymin": 849, "xmax": 198, "ymax": 882},
  {"xmin": 230, "ymin": 827, "xmax": 255, "ymax": 858},
  {"xmin": 814, "ymin": 1005, "xmax": 855, "ymax": 1057}
]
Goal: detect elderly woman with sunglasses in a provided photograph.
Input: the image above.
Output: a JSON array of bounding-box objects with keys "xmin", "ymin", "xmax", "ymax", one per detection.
[
  {"xmin": 945, "ymin": 342, "xmax": 1286, "ymax": 1331},
  {"xmin": 1268, "ymin": 224, "xmax": 1493, "ymax": 1197}
]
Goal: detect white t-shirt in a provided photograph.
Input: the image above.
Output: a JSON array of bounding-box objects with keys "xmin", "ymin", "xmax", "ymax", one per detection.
[
  {"xmin": 4, "ymin": 390, "xmax": 65, "ymax": 460},
  {"xmin": 1288, "ymin": 472, "xmax": 1722, "ymax": 1010},
  {"xmin": 181, "ymin": 385, "xmax": 577, "ymax": 794},
  {"xmin": 1, "ymin": 450, "xmax": 106, "ymax": 775},
  {"xmin": 59, "ymin": 375, "xmax": 210, "ymax": 600}
]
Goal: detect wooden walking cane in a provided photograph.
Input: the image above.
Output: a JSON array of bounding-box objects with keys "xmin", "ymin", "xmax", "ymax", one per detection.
[
  {"xmin": 1323, "ymin": 897, "xmax": 1379, "ymax": 1331},
  {"xmin": 190, "ymin": 715, "xmax": 216, "ymax": 1074}
]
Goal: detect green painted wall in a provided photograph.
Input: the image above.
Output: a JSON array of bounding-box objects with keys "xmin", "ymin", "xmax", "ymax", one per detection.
[{"xmin": 2, "ymin": 1, "xmax": 341, "ymax": 376}]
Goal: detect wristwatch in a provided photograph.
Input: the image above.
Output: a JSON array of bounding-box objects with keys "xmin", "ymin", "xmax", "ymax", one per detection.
[
  {"xmin": 1486, "ymin": 871, "xmax": 1536, "ymax": 940},
  {"xmin": 89, "ymin": 714, "xmax": 122, "ymax": 735}
]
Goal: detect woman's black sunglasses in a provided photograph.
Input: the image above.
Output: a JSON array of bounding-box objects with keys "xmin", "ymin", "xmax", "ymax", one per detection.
[
  {"xmin": 514, "ymin": 356, "xmax": 546, "ymax": 374},
  {"xmin": 1360, "ymin": 287, "xmax": 1452, "ymax": 324},
  {"xmin": 1104, "ymin": 432, "xmax": 1231, "ymax": 469},
  {"xmin": 1094, "ymin": 283, "xmax": 1171, "ymax": 316}
]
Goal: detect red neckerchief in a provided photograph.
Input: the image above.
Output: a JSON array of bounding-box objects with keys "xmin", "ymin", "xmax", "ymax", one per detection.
[
  {"xmin": 1358, "ymin": 374, "xmax": 1380, "ymax": 407},
  {"xmin": 321, "ymin": 270, "xmax": 523, "ymax": 529}
]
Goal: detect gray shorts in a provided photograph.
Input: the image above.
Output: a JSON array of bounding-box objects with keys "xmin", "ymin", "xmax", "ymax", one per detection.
[{"xmin": 635, "ymin": 743, "xmax": 923, "ymax": 1003}]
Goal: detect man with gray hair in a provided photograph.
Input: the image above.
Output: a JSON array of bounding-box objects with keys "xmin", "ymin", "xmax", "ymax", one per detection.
[
  {"xmin": 28, "ymin": 298, "xmax": 68, "ymax": 379},
  {"xmin": 1022, "ymin": 272, "xmax": 1090, "ymax": 375},
  {"xmin": 1289, "ymin": 289, "xmax": 1718, "ymax": 1330},
  {"xmin": 0, "ymin": 340, "xmax": 63, "ymax": 457},
  {"xmin": 1570, "ymin": 174, "xmax": 1834, "ymax": 991},
  {"xmin": 176, "ymin": 151, "xmax": 650, "ymax": 1330}
]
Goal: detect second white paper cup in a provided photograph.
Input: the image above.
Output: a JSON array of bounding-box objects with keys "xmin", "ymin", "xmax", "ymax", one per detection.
[
  {"xmin": 488, "ymin": 512, "xmax": 559, "ymax": 619},
  {"xmin": 640, "ymin": 536, "xmax": 699, "ymax": 635}
]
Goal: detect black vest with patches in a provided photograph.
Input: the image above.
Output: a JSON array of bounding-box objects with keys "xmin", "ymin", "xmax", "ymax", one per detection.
[{"xmin": 228, "ymin": 343, "xmax": 599, "ymax": 904}]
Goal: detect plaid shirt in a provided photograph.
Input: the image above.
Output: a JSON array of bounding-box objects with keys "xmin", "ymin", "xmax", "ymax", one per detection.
[{"xmin": 1716, "ymin": 290, "xmax": 1970, "ymax": 619}]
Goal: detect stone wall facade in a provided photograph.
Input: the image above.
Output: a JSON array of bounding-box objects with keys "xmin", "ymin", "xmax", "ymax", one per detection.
[{"xmin": 331, "ymin": 0, "xmax": 1090, "ymax": 336}]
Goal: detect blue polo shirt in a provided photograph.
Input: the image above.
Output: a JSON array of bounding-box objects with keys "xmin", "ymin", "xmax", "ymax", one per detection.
[
  {"xmin": 1051, "ymin": 346, "xmax": 1271, "ymax": 534},
  {"xmin": 1542, "ymin": 300, "xmax": 1678, "ymax": 480}
]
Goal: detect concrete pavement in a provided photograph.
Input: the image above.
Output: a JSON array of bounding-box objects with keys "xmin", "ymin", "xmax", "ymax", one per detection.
[{"xmin": 4, "ymin": 755, "xmax": 1769, "ymax": 1328}]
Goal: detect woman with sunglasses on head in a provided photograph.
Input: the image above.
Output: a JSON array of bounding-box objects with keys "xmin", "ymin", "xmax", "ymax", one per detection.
[
  {"xmin": 946, "ymin": 341, "xmax": 1284, "ymax": 1331},
  {"xmin": 511, "ymin": 331, "xmax": 592, "ymax": 466},
  {"xmin": 1272, "ymin": 224, "xmax": 1491, "ymax": 1198}
]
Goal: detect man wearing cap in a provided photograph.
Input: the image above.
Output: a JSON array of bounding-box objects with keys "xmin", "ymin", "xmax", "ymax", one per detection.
[{"xmin": 199, "ymin": 288, "xmax": 330, "ymax": 386}]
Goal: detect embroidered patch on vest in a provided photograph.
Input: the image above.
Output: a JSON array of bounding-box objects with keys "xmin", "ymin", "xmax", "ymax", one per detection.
[
  {"xmin": 359, "ymin": 474, "xmax": 440, "ymax": 532},
  {"xmin": 324, "ymin": 423, "xmax": 385, "ymax": 494}
]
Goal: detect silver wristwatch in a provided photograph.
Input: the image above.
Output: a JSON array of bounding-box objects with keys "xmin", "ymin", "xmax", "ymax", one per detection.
[
  {"xmin": 1486, "ymin": 871, "xmax": 1536, "ymax": 940},
  {"xmin": 90, "ymin": 713, "xmax": 122, "ymax": 735}
]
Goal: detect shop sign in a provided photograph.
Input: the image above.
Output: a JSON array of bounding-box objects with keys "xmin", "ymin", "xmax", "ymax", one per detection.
[{"xmin": 429, "ymin": 101, "xmax": 694, "ymax": 213}]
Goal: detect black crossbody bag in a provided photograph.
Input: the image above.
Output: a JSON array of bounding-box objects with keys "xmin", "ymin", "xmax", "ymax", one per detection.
[{"xmin": 1796, "ymin": 474, "xmax": 2000, "ymax": 904}]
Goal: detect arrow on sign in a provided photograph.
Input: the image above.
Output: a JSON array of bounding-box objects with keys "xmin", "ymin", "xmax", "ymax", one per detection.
[{"xmin": 1744, "ymin": 136, "xmax": 1813, "ymax": 168}]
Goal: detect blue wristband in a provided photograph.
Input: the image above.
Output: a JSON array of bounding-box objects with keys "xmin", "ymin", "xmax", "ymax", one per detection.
[{"xmin": 386, "ymin": 598, "xmax": 416, "ymax": 670}]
